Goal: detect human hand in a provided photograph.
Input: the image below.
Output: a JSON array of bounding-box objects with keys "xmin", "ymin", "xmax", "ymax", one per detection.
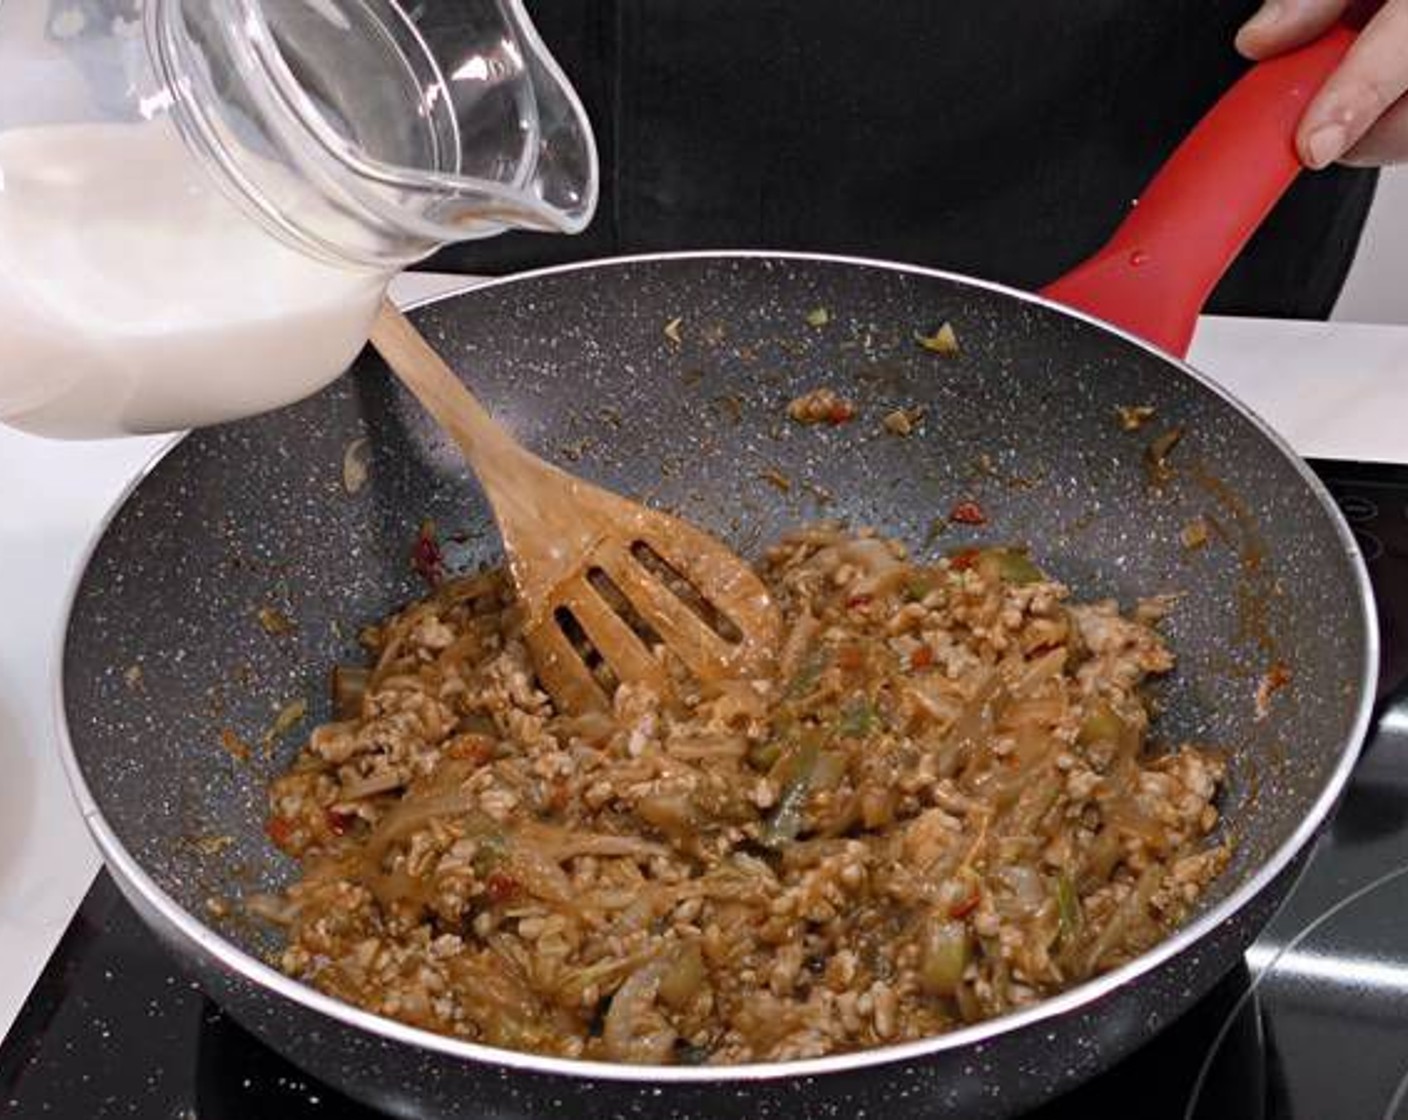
[{"xmin": 1237, "ymin": 0, "xmax": 1408, "ymax": 167}]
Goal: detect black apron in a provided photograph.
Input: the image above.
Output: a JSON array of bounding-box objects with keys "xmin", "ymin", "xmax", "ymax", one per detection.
[{"xmin": 432, "ymin": 1, "xmax": 1376, "ymax": 319}]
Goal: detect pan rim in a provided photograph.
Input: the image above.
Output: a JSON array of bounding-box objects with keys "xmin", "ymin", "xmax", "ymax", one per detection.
[{"xmin": 53, "ymin": 248, "xmax": 1380, "ymax": 1085}]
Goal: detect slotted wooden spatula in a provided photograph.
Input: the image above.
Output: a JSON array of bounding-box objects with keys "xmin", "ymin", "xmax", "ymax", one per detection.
[{"xmin": 370, "ymin": 300, "xmax": 782, "ymax": 712}]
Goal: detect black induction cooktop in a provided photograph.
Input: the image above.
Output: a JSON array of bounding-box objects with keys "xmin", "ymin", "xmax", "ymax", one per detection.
[{"xmin": 4, "ymin": 459, "xmax": 1408, "ymax": 1120}]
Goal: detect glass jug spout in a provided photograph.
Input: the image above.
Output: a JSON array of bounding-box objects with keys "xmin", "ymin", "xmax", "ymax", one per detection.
[{"xmin": 160, "ymin": 0, "xmax": 599, "ymax": 267}]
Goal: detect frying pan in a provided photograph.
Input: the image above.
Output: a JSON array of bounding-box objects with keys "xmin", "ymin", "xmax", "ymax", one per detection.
[{"xmin": 57, "ymin": 26, "xmax": 1377, "ymax": 1120}]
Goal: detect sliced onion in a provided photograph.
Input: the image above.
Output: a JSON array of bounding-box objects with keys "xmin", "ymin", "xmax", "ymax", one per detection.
[
  {"xmin": 657, "ymin": 942, "xmax": 707, "ymax": 1010},
  {"xmin": 338, "ymin": 769, "xmax": 406, "ymax": 801},
  {"xmin": 666, "ymin": 733, "xmax": 749, "ymax": 761},
  {"xmin": 919, "ymin": 917, "xmax": 970, "ymax": 997},
  {"xmin": 244, "ymin": 892, "xmax": 301, "ymax": 925},
  {"xmin": 517, "ymin": 821, "xmax": 671, "ymax": 863},
  {"xmin": 996, "ymin": 865, "xmax": 1047, "ymax": 914},
  {"xmin": 504, "ymin": 841, "xmax": 575, "ymax": 905},
  {"xmin": 1010, "ymin": 648, "xmax": 1067, "ymax": 698},
  {"xmin": 938, "ymin": 673, "xmax": 1003, "ymax": 778},
  {"xmin": 603, "ymin": 955, "xmax": 677, "ymax": 1063},
  {"xmin": 636, "ymin": 794, "xmax": 696, "ymax": 839},
  {"xmin": 1083, "ymin": 863, "xmax": 1164, "ymax": 974},
  {"xmin": 1079, "ymin": 827, "xmax": 1123, "ymax": 890}
]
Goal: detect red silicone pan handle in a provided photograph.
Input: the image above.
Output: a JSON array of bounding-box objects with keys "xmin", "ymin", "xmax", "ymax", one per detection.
[{"xmin": 1040, "ymin": 26, "xmax": 1355, "ymax": 357}]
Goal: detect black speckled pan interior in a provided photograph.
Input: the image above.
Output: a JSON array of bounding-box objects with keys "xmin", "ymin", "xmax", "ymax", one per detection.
[{"xmin": 59, "ymin": 253, "xmax": 1373, "ymax": 1117}]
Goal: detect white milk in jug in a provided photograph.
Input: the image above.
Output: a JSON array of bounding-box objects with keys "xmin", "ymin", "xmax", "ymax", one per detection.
[{"xmin": 0, "ymin": 119, "xmax": 388, "ymax": 438}]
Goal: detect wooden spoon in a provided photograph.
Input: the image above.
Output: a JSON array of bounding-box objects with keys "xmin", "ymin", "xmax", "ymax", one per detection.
[{"xmin": 370, "ymin": 300, "xmax": 782, "ymax": 712}]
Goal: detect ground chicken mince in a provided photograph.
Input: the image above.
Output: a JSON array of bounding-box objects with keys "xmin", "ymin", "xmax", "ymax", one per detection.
[
  {"xmin": 258, "ymin": 526, "xmax": 1229, "ymax": 1065},
  {"xmin": 786, "ymin": 387, "xmax": 856, "ymax": 425}
]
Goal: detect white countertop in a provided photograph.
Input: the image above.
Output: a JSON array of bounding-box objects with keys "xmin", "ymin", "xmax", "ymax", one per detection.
[{"xmin": 2, "ymin": 273, "xmax": 1407, "ymax": 1044}]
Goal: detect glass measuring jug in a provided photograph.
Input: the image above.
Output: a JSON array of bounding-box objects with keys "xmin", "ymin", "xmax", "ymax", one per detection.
[{"xmin": 0, "ymin": 0, "xmax": 597, "ymax": 438}]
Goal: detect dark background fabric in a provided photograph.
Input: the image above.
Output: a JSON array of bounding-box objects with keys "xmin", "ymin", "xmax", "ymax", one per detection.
[{"xmin": 428, "ymin": 1, "xmax": 1377, "ymax": 319}]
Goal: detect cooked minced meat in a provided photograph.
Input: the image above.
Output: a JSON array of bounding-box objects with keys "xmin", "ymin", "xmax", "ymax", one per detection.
[
  {"xmin": 787, "ymin": 387, "xmax": 856, "ymax": 425},
  {"xmin": 257, "ymin": 527, "xmax": 1228, "ymax": 1065}
]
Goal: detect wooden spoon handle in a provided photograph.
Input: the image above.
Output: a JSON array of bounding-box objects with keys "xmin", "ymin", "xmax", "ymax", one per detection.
[{"xmin": 370, "ymin": 300, "xmax": 526, "ymax": 481}]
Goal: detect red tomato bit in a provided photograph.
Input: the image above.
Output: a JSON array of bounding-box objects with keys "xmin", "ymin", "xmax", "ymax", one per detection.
[
  {"xmin": 827, "ymin": 400, "xmax": 856, "ymax": 425},
  {"xmin": 948, "ymin": 548, "xmax": 981, "ymax": 571},
  {"xmin": 265, "ymin": 815, "xmax": 296, "ymax": 849},
  {"xmin": 410, "ymin": 521, "xmax": 445, "ymax": 586},
  {"xmin": 949, "ymin": 500, "xmax": 987, "ymax": 525},
  {"xmin": 485, "ymin": 873, "xmax": 520, "ymax": 902}
]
